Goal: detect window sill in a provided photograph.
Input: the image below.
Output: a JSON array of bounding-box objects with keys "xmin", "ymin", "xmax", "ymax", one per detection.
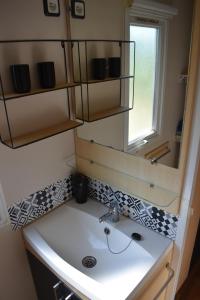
[
  {"xmin": 127, "ymin": 133, "xmax": 170, "ymax": 157},
  {"xmin": 127, "ymin": 130, "xmax": 157, "ymax": 153}
]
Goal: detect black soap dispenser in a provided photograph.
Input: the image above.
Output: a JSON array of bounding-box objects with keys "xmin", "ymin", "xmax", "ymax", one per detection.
[{"xmin": 72, "ymin": 173, "xmax": 89, "ymax": 204}]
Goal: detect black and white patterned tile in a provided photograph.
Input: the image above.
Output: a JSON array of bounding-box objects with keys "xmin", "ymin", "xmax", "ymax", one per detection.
[
  {"xmin": 8, "ymin": 176, "xmax": 72, "ymax": 230},
  {"xmin": 8, "ymin": 172, "xmax": 179, "ymax": 238},
  {"xmin": 88, "ymin": 178, "xmax": 179, "ymax": 240}
]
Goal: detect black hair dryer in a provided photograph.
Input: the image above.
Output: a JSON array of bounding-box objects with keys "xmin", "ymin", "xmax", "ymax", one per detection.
[{"xmin": 72, "ymin": 173, "xmax": 88, "ymax": 204}]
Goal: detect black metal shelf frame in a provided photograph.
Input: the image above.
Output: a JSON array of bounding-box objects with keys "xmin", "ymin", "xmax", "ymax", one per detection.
[
  {"xmin": 0, "ymin": 39, "xmax": 135, "ymax": 148},
  {"xmin": 72, "ymin": 39, "xmax": 136, "ymax": 122},
  {"xmin": 0, "ymin": 39, "xmax": 84, "ymax": 149}
]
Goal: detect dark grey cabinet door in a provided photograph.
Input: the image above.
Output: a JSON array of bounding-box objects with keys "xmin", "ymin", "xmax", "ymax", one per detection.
[{"xmin": 27, "ymin": 251, "xmax": 81, "ymax": 300}]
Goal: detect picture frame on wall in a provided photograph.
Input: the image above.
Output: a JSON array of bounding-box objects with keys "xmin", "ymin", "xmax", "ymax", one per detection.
[
  {"xmin": 71, "ymin": 0, "xmax": 85, "ymax": 19},
  {"xmin": 43, "ymin": 0, "xmax": 60, "ymax": 17}
]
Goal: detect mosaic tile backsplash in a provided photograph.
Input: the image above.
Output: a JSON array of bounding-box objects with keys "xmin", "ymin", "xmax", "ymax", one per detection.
[
  {"xmin": 88, "ymin": 178, "xmax": 179, "ymax": 240},
  {"xmin": 8, "ymin": 176, "xmax": 72, "ymax": 230},
  {"xmin": 7, "ymin": 173, "xmax": 178, "ymax": 240}
]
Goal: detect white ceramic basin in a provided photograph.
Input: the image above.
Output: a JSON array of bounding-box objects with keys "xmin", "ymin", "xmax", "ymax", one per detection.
[{"xmin": 23, "ymin": 199, "xmax": 172, "ymax": 300}]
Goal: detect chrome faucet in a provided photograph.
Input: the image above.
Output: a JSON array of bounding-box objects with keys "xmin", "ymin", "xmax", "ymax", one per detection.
[{"xmin": 99, "ymin": 201, "xmax": 120, "ymax": 223}]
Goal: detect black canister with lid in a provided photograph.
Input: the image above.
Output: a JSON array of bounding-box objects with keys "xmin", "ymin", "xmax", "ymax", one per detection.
[{"xmin": 72, "ymin": 173, "xmax": 89, "ymax": 204}]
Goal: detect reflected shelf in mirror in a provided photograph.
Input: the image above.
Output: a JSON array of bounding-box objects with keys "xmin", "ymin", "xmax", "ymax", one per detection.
[
  {"xmin": 76, "ymin": 75, "xmax": 134, "ymax": 85},
  {"xmin": 77, "ymin": 106, "xmax": 132, "ymax": 122}
]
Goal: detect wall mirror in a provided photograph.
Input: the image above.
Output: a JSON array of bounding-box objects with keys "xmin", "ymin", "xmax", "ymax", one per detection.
[{"xmin": 76, "ymin": 0, "xmax": 194, "ymax": 170}]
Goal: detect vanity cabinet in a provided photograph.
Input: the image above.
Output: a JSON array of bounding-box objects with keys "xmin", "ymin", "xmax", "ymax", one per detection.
[
  {"xmin": 27, "ymin": 251, "xmax": 82, "ymax": 300},
  {"xmin": 27, "ymin": 248, "xmax": 173, "ymax": 300},
  {"xmin": 135, "ymin": 266, "xmax": 168, "ymax": 300},
  {"xmin": 133, "ymin": 252, "xmax": 173, "ymax": 300}
]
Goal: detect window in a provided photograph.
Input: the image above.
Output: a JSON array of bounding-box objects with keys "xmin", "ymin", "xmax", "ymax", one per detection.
[
  {"xmin": 126, "ymin": 17, "xmax": 165, "ymax": 150},
  {"xmin": 123, "ymin": 0, "xmax": 178, "ymax": 152},
  {"xmin": 129, "ymin": 24, "xmax": 158, "ymax": 144}
]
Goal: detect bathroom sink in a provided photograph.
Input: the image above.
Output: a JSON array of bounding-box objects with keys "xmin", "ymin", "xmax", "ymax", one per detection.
[{"xmin": 23, "ymin": 199, "xmax": 172, "ymax": 300}]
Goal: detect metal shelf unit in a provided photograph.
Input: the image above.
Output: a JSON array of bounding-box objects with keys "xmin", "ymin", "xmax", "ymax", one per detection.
[
  {"xmin": 72, "ymin": 40, "xmax": 135, "ymax": 123},
  {"xmin": 0, "ymin": 39, "xmax": 84, "ymax": 149}
]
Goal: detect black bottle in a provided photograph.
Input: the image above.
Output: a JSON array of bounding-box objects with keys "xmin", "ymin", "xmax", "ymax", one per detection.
[{"xmin": 72, "ymin": 173, "xmax": 89, "ymax": 204}]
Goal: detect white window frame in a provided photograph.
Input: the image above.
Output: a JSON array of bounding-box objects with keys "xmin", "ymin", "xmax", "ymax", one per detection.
[{"xmin": 123, "ymin": 0, "xmax": 178, "ymax": 153}]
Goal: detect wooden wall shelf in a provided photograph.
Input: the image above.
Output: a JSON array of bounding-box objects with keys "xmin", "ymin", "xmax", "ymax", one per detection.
[
  {"xmin": 80, "ymin": 106, "xmax": 132, "ymax": 122},
  {"xmin": 80, "ymin": 75, "xmax": 134, "ymax": 85},
  {"xmin": 4, "ymin": 120, "xmax": 82, "ymax": 149},
  {"xmin": 0, "ymin": 82, "xmax": 80, "ymax": 101}
]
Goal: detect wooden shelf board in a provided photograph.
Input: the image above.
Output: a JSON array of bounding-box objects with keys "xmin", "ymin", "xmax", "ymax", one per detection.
[
  {"xmin": 79, "ymin": 106, "xmax": 131, "ymax": 122},
  {"xmin": 80, "ymin": 75, "xmax": 134, "ymax": 84},
  {"xmin": 4, "ymin": 120, "xmax": 81, "ymax": 148},
  {"xmin": 0, "ymin": 82, "xmax": 80, "ymax": 101}
]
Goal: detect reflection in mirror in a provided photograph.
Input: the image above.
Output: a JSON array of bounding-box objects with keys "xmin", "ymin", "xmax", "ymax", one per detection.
[{"xmin": 77, "ymin": 0, "xmax": 194, "ymax": 169}]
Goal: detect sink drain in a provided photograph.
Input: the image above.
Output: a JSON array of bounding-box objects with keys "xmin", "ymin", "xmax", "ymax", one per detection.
[{"xmin": 82, "ymin": 256, "xmax": 97, "ymax": 268}]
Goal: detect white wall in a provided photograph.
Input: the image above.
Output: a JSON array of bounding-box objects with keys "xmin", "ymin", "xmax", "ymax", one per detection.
[
  {"xmin": 0, "ymin": 1, "xmax": 74, "ymax": 299},
  {"xmin": 0, "ymin": 134, "xmax": 74, "ymax": 207},
  {"xmin": 70, "ymin": 0, "xmax": 125, "ymax": 40}
]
